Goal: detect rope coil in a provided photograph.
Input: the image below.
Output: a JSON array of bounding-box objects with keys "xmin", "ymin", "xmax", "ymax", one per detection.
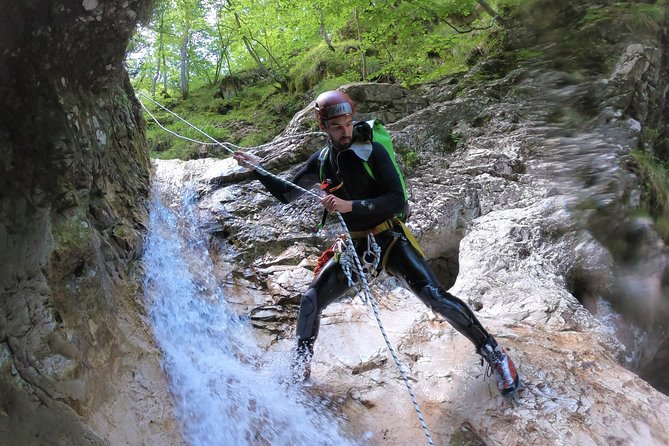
[{"xmin": 138, "ymin": 92, "xmax": 435, "ymax": 446}]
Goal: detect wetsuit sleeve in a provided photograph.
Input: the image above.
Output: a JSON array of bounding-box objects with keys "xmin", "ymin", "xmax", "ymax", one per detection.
[
  {"xmin": 252, "ymin": 151, "xmax": 321, "ymax": 203},
  {"xmin": 350, "ymin": 142, "xmax": 406, "ymax": 219}
]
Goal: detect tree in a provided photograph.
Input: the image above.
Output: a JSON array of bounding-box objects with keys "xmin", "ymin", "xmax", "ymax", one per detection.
[
  {"xmin": 128, "ymin": 0, "xmax": 510, "ymax": 95},
  {"xmin": 151, "ymin": 3, "xmax": 169, "ymax": 97}
]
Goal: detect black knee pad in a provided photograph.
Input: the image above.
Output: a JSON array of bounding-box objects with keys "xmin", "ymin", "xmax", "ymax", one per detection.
[
  {"xmin": 418, "ymin": 285, "xmax": 489, "ymax": 346},
  {"xmin": 296, "ymin": 288, "xmax": 321, "ymax": 341}
]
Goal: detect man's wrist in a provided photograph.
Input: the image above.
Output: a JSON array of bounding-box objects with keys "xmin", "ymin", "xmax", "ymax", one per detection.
[{"xmin": 251, "ymin": 166, "xmax": 268, "ymax": 176}]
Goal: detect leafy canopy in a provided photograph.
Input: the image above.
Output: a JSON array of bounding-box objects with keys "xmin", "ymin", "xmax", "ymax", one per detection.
[{"xmin": 126, "ymin": 0, "xmax": 517, "ymax": 158}]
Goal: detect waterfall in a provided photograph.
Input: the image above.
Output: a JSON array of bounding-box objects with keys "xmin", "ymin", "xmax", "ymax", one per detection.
[{"xmin": 143, "ymin": 161, "xmax": 359, "ymax": 446}]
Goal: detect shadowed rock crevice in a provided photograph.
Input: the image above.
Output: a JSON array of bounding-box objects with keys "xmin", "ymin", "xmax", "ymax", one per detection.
[
  {"xmin": 1, "ymin": 0, "xmax": 669, "ymax": 444},
  {"xmin": 427, "ymin": 245, "xmax": 462, "ymax": 291},
  {"xmin": 449, "ymin": 422, "xmax": 487, "ymax": 446},
  {"xmin": 639, "ymin": 335, "xmax": 669, "ymax": 396},
  {"xmin": 565, "ymin": 268, "xmax": 605, "ymax": 316}
]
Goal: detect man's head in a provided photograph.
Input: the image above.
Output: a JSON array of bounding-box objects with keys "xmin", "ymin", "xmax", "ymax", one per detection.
[{"xmin": 314, "ymin": 90, "xmax": 356, "ymax": 150}]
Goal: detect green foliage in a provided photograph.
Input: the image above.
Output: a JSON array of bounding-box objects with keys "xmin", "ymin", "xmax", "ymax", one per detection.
[
  {"xmin": 640, "ymin": 126, "xmax": 662, "ymax": 149},
  {"xmin": 288, "ymin": 41, "xmax": 362, "ymax": 92},
  {"xmin": 129, "ymin": 0, "xmax": 510, "ymax": 94},
  {"xmin": 403, "ymin": 150, "xmax": 421, "ymax": 169},
  {"xmin": 515, "ymin": 49, "xmax": 543, "ymax": 60},
  {"xmin": 318, "ymin": 73, "xmax": 362, "ymax": 93},
  {"xmin": 129, "ymin": 0, "xmax": 518, "ymax": 159},
  {"xmin": 629, "ymin": 150, "xmax": 669, "ymax": 241},
  {"xmin": 581, "ymin": 3, "xmax": 665, "ymax": 32},
  {"xmin": 140, "ymin": 83, "xmax": 304, "ymax": 159}
]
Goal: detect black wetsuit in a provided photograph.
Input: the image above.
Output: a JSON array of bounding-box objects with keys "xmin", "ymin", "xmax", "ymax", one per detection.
[{"xmin": 254, "ymin": 141, "xmax": 491, "ymax": 352}]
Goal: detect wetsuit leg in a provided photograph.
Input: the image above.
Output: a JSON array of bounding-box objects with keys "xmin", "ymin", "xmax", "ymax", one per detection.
[
  {"xmin": 384, "ymin": 238, "xmax": 490, "ymax": 347},
  {"xmin": 295, "ymin": 257, "xmax": 353, "ymax": 344}
]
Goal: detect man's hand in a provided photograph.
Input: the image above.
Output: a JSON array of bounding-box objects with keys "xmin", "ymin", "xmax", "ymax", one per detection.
[
  {"xmin": 321, "ymin": 194, "xmax": 352, "ymax": 214},
  {"xmin": 233, "ymin": 151, "xmax": 260, "ymax": 171}
]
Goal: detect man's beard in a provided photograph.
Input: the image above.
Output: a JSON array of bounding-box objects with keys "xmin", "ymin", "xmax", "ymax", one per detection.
[{"xmin": 332, "ymin": 137, "xmax": 352, "ymax": 150}]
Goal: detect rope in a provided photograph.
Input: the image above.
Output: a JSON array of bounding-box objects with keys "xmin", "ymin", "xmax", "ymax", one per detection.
[
  {"xmin": 138, "ymin": 91, "xmax": 326, "ymax": 154},
  {"xmin": 137, "ymin": 92, "xmax": 435, "ymax": 446},
  {"xmin": 338, "ymin": 234, "xmax": 380, "ymax": 294},
  {"xmin": 338, "ymin": 245, "xmax": 358, "ymax": 289},
  {"xmin": 334, "ymin": 213, "xmax": 434, "ymax": 446}
]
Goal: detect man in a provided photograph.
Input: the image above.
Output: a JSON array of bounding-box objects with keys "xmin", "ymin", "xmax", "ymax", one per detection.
[{"xmin": 234, "ymin": 90, "xmax": 520, "ymax": 395}]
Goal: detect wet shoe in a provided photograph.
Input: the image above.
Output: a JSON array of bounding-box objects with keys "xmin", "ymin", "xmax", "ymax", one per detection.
[{"xmin": 478, "ymin": 340, "xmax": 520, "ymax": 395}]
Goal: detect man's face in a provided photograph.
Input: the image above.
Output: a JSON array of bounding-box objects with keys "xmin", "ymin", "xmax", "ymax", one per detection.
[{"xmin": 321, "ymin": 115, "xmax": 353, "ymax": 150}]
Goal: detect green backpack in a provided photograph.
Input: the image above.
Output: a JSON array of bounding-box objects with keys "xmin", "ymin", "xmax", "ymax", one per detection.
[{"xmin": 318, "ymin": 120, "xmax": 409, "ymax": 223}]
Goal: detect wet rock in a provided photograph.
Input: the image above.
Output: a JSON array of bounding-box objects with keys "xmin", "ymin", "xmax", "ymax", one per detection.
[
  {"xmin": 0, "ymin": 0, "xmax": 181, "ymax": 444},
  {"xmin": 2, "ymin": 0, "xmax": 669, "ymax": 445},
  {"xmin": 181, "ymin": 5, "xmax": 669, "ymax": 445}
]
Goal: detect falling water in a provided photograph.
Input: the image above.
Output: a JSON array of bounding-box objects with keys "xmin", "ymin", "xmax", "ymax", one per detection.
[{"xmin": 143, "ymin": 161, "xmax": 358, "ymax": 446}]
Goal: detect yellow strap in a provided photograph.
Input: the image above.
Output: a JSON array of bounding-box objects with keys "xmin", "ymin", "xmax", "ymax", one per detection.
[
  {"xmin": 349, "ymin": 218, "xmax": 424, "ymax": 257},
  {"xmin": 381, "ymin": 237, "xmax": 399, "ymax": 270},
  {"xmin": 349, "ymin": 219, "xmax": 394, "ymax": 239},
  {"xmin": 351, "ymin": 217, "xmax": 425, "ymax": 268},
  {"xmin": 381, "ymin": 219, "xmax": 424, "ymax": 270},
  {"xmin": 394, "ymin": 218, "xmax": 425, "ymax": 258}
]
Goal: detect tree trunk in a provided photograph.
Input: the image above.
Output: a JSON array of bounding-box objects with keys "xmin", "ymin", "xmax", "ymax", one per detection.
[
  {"xmin": 162, "ymin": 53, "xmax": 169, "ymax": 97},
  {"xmin": 354, "ymin": 7, "xmax": 367, "ymax": 80},
  {"xmin": 180, "ymin": 30, "xmax": 190, "ymax": 100},
  {"xmin": 477, "ymin": 0, "xmax": 506, "ymax": 26},
  {"xmin": 151, "ymin": 57, "xmax": 161, "ymax": 97},
  {"xmin": 241, "ymin": 36, "xmax": 288, "ymax": 91},
  {"xmin": 151, "ymin": 14, "xmax": 164, "ymax": 97},
  {"xmin": 316, "ymin": 7, "xmax": 335, "ymax": 52}
]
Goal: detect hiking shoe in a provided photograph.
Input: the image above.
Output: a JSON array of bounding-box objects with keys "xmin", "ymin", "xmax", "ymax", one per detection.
[
  {"xmin": 291, "ymin": 341, "xmax": 314, "ymax": 383},
  {"xmin": 478, "ymin": 341, "xmax": 520, "ymax": 396}
]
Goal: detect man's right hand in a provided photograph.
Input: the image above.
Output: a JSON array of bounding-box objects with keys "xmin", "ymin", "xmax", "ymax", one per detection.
[{"xmin": 233, "ymin": 151, "xmax": 260, "ymax": 171}]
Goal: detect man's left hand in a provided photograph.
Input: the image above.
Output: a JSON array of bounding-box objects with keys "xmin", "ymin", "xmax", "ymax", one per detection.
[{"xmin": 321, "ymin": 195, "xmax": 352, "ymax": 213}]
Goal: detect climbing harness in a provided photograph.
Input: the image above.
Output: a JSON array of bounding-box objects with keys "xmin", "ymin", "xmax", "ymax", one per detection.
[
  {"xmin": 138, "ymin": 92, "xmax": 436, "ymax": 446},
  {"xmin": 333, "ymin": 232, "xmax": 381, "ymax": 293},
  {"xmin": 361, "ymin": 234, "xmax": 381, "ymax": 278}
]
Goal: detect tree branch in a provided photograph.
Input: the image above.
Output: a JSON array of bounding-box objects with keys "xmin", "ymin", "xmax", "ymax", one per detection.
[{"xmin": 477, "ymin": 0, "xmax": 507, "ymax": 27}]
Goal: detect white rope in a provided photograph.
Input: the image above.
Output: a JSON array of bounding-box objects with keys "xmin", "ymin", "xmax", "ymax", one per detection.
[
  {"xmin": 138, "ymin": 91, "xmax": 326, "ymax": 153},
  {"xmin": 339, "ymin": 234, "xmax": 381, "ymax": 299},
  {"xmin": 137, "ymin": 92, "xmax": 435, "ymax": 446},
  {"xmin": 338, "ymin": 247, "xmax": 358, "ymax": 289},
  {"xmin": 335, "ymin": 214, "xmax": 434, "ymax": 446}
]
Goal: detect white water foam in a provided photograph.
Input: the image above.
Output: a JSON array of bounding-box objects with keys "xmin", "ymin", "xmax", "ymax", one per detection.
[{"xmin": 143, "ymin": 161, "xmax": 358, "ymax": 445}]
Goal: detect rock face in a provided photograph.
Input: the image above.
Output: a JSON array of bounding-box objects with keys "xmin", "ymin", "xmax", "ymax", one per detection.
[
  {"xmin": 0, "ymin": 1, "xmax": 181, "ymax": 444},
  {"xmin": 1, "ymin": 1, "xmax": 669, "ymax": 446},
  {"xmin": 173, "ymin": 2, "xmax": 669, "ymax": 445}
]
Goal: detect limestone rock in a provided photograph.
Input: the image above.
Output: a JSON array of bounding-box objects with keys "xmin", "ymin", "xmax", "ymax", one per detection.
[
  {"xmin": 0, "ymin": 1, "xmax": 181, "ymax": 444},
  {"xmin": 2, "ymin": 0, "xmax": 669, "ymax": 445},
  {"xmin": 184, "ymin": 5, "xmax": 669, "ymax": 445}
]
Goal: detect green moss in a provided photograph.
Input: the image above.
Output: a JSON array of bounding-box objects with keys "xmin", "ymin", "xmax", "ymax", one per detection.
[
  {"xmin": 141, "ymin": 82, "xmax": 306, "ymax": 159},
  {"xmin": 51, "ymin": 208, "xmax": 91, "ymax": 253},
  {"xmin": 515, "ymin": 49, "xmax": 544, "ymax": 60},
  {"xmin": 640, "ymin": 126, "xmax": 662, "ymax": 150},
  {"xmin": 581, "ymin": 3, "xmax": 665, "ymax": 31},
  {"xmin": 403, "ymin": 150, "xmax": 420, "ymax": 169},
  {"xmin": 317, "ymin": 73, "xmax": 363, "ymax": 94},
  {"xmin": 288, "ymin": 41, "xmax": 361, "ymax": 93},
  {"xmin": 448, "ymin": 132, "xmax": 463, "ymax": 151},
  {"xmin": 629, "ymin": 150, "xmax": 669, "ymax": 241}
]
